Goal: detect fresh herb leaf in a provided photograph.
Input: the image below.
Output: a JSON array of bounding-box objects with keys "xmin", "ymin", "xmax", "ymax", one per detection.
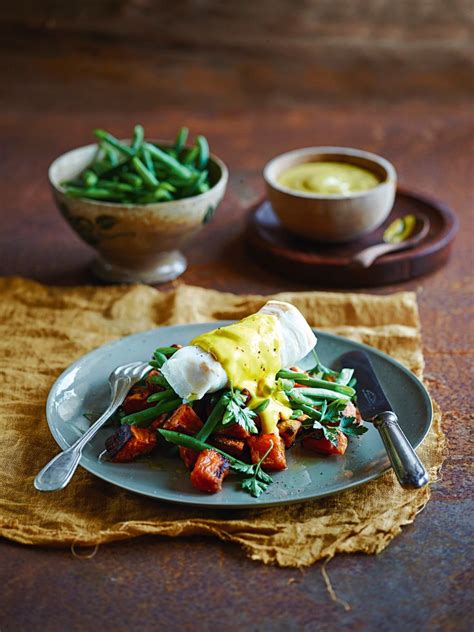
[
  {"xmin": 339, "ymin": 416, "xmax": 368, "ymax": 437},
  {"xmin": 241, "ymin": 476, "xmax": 268, "ymax": 498},
  {"xmin": 221, "ymin": 389, "xmax": 258, "ymax": 434},
  {"xmin": 311, "ymin": 419, "xmax": 340, "ymax": 445}
]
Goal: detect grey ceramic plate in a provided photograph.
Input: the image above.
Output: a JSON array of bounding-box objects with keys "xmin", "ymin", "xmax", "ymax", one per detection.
[{"xmin": 46, "ymin": 323, "xmax": 432, "ymax": 508}]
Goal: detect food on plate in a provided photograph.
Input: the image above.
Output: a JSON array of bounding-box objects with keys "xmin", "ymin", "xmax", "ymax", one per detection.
[
  {"xmin": 62, "ymin": 124, "xmax": 211, "ymax": 204},
  {"xmin": 277, "ymin": 161, "xmax": 380, "ymax": 196},
  {"xmin": 102, "ymin": 301, "xmax": 367, "ymax": 497}
]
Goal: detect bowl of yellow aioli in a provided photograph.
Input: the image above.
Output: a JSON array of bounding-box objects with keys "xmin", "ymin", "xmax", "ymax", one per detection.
[{"xmin": 264, "ymin": 147, "xmax": 397, "ymax": 243}]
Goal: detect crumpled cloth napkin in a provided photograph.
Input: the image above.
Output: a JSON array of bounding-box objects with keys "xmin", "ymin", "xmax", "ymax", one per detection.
[{"xmin": 0, "ymin": 278, "xmax": 444, "ymax": 567}]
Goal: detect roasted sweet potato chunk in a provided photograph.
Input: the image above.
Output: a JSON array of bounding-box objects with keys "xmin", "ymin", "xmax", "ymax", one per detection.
[
  {"xmin": 211, "ymin": 435, "xmax": 248, "ymax": 460},
  {"xmin": 179, "ymin": 446, "xmax": 199, "ymax": 470},
  {"xmin": 163, "ymin": 404, "xmax": 203, "ymax": 434},
  {"xmin": 215, "ymin": 423, "xmax": 250, "ymax": 439},
  {"xmin": 302, "ymin": 430, "xmax": 348, "ymax": 456},
  {"xmin": 342, "ymin": 401, "xmax": 363, "ymax": 424},
  {"xmin": 247, "ymin": 433, "xmax": 287, "ymax": 471},
  {"xmin": 277, "ymin": 418, "xmax": 302, "ymax": 449},
  {"xmin": 190, "ymin": 449, "xmax": 230, "ymax": 493},
  {"xmin": 105, "ymin": 424, "xmax": 157, "ymax": 462},
  {"xmin": 122, "ymin": 386, "xmax": 154, "ymax": 414},
  {"xmin": 149, "ymin": 413, "xmax": 170, "ymax": 431}
]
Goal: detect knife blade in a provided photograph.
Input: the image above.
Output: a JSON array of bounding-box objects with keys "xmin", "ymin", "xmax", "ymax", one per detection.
[
  {"xmin": 338, "ymin": 350, "xmax": 429, "ymax": 489},
  {"xmin": 338, "ymin": 350, "xmax": 394, "ymax": 420}
]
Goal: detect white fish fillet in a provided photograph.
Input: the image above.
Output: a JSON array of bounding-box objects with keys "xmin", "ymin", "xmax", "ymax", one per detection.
[
  {"xmin": 161, "ymin": 301, "xmax": 317, "ymax": 400},
  {"xmin": 161, "ymin": 345, "xmax": 228, "ymax": 401},
  {"xmin": 258, "ymin": 300, "xmax": 316, "ymax": 369}
]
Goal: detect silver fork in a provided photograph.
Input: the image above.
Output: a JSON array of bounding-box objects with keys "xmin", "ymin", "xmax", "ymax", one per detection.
[{"xmin": 34, "ymin": 361, "xmax": 151, "ymax": 492}]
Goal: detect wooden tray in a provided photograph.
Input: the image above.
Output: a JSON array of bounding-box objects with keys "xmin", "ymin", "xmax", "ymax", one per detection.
[{"xmin": 245, "ymin": 189, "xmax": 458, "ymax": 287}]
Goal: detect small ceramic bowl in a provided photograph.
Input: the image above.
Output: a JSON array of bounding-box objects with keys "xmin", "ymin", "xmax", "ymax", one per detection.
[
  {"xmin": 264, "ymin": 146, "xmax": 397, "ymax": 243},
  {"xmin": 49, "ymin": 142, "xmax": 228, "ymax": 283}
]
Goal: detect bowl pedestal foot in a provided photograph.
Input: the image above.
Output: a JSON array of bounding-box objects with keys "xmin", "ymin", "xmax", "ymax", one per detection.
[{"xmin": 90, "ymin": 250, "xmax": 187, "ymax": 284}]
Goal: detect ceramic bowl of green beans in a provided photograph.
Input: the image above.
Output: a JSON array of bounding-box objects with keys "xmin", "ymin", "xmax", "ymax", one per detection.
[{"xmin": 49, "ymin": 125, "xmax": 228, "ymax": 283}]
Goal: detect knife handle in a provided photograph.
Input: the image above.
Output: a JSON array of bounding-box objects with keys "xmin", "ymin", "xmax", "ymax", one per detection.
[{"xmin": 372, "ymin": 411, "xmax": 429, "ymax": 489}]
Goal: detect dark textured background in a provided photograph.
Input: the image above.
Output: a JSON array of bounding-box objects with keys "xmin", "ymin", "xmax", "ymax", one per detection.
[{"xmin": 1, "ymin": 2, "xmax": 473, "ymax": 630}]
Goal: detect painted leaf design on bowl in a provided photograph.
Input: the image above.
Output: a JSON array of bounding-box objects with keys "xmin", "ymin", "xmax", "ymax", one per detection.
[
  {"xmin": 203, "ymin": 205, "xmax": 215, "ymax": 224},
  {"xmin": 95, "ymin": 215, "xmax": 118, "ymax": 230}
]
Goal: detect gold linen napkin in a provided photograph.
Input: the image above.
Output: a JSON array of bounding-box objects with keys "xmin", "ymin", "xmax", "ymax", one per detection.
[{"xmin": 0, "ymin": 278, "xmax": 444, "ymax": 567}]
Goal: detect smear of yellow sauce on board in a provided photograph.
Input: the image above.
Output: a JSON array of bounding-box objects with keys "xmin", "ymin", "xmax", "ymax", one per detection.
[
  {"xmin": 191, "ymin": 314, "xmax": 292, "ymax": 434},
  {"xmin": 278, "ymin": 161, "xmax": 380, "ymax": 196}
]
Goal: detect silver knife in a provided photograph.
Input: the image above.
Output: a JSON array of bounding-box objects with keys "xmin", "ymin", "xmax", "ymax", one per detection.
[{"xmin": 339, "ymin": 350, "xmax": 429, "ymax": 489}]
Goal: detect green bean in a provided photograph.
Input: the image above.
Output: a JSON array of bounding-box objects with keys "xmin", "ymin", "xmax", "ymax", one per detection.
[
  {"xmin": 198, "ymin": 182, "xmax": 210, "ymax": 194},
  {"xmin": 131, "ymin": 124, "xmax": 144, "ymax": 151},
  {"xmin": 92, "ymin": 158, "xmax": 131, "ymax": 178},
  {"xmin": 159, "ymin": 182, "xmax": 177, "ymax": 193},
  {"xmin": 289, "ymin": 400, "xmax": 322, "ymax": 420},
  {"xmin": 336, "ymin": 368, "xmax": 354, "ymax": 386},
  {"xmin": 180, "ymin": 170, "xmax": 208, "ymax": 198},
  {"xmin": 182, "ymin": 146, "xmax": 199, "ymax": 166},
  {"xmin": 147, "ymin": 373, "xmax": 170, "ymax": 388},
  {"xmin": 82, "ymin": 170, "xmax": 98, "ymax": 187},
  {"xmin": 145, "ymin": 142, "xmax": 192, "ymax": 179},
  {"xmin": 94, "ymin": 129, "xmax": 135, "ymax": 157},
  {"xmin": 296, "ymin": 387, "xmax": 351, "ymax": 402},
  {"xmin": 141, "ymin": 146, "xmax": 156, "ymax": 176},
  {"xmin": 196, "ymin": 392, "xmax": 230, "ymax": 442},
  {"xmin": 155, "ymin": 188, "xmax": 174, "ymax": 201},
  {"xmin": 96, "ymin": 180, "xmax": 134, "ymax": 193},
  {"xmin": 104, "ymin": 147, "xmax": 119, "ymax": 166},
  {"xmin": 131, "ymin": 156, "xmax": 159, "ymax": 189},
  {"xmin": 66, "ymin": 126, "xmax": 212, "ymax": 204},
  {"xmin": 153, "ymin": 351, "xmax": 168, "ymax": 367},
  {"xmin": 154, "ymin": 346, "xmax": 180, "ymax": 356},
  {"xmin": 120, "ymin": 173, "xmax": 143, "ymax": 188},
  {"xmin": 174, "ymin": 127, "xmax": 189, "ymax": 152},
  {"xmin": 135, "ymin": 189, "xmax": 173, "ymax": 204},
  {"xmin": 64, "ymin": 186, "xmax": 124, "ymax": 201},
  {"xmin": 196, "ymin": 135, "xmax": 209, "ymax": 170},
  {"xmin": 121, "ymin": 397, "xmax": 182, "ymax": 426},
  {"xmin": 277, "ymin": 370, "xmax": 355, "ymax": 396},
  {"xmin": 146, "ymin": 388, "xmax": 175, "ymax": 403}
]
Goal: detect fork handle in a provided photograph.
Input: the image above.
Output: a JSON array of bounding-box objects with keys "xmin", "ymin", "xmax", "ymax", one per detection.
[{"xmin": 34, "ymin": 377, "xmax": 132, "ymax": 492}]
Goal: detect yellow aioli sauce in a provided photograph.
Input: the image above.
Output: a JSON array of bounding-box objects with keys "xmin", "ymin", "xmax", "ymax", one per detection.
[
  {"xmin": 278, "ymin": 161, "xmax": 380, "ymax": 196},
  {"xmin": 191, "ymin": 314, "xmax": 292, "ymax": 434}
]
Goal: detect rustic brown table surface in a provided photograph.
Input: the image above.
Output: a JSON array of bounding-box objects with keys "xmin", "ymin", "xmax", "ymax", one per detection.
[{"xmin": 1, "ymin": 4, "xmax": 473, "ymax": 631}]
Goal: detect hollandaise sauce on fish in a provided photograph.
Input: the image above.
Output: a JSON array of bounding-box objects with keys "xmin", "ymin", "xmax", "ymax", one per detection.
[
  {"xmin": 191, "ymin": 314, "xmax": 292, "ymax": 433},
  {"xmin": 161, "ymin": 300, "xmax": 317, "ymax": 435}
]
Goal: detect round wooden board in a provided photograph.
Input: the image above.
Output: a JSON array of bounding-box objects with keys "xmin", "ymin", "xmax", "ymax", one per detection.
[{"xmin": 245, "ymin": 189, "xmax": 458, "ymax": 287}]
